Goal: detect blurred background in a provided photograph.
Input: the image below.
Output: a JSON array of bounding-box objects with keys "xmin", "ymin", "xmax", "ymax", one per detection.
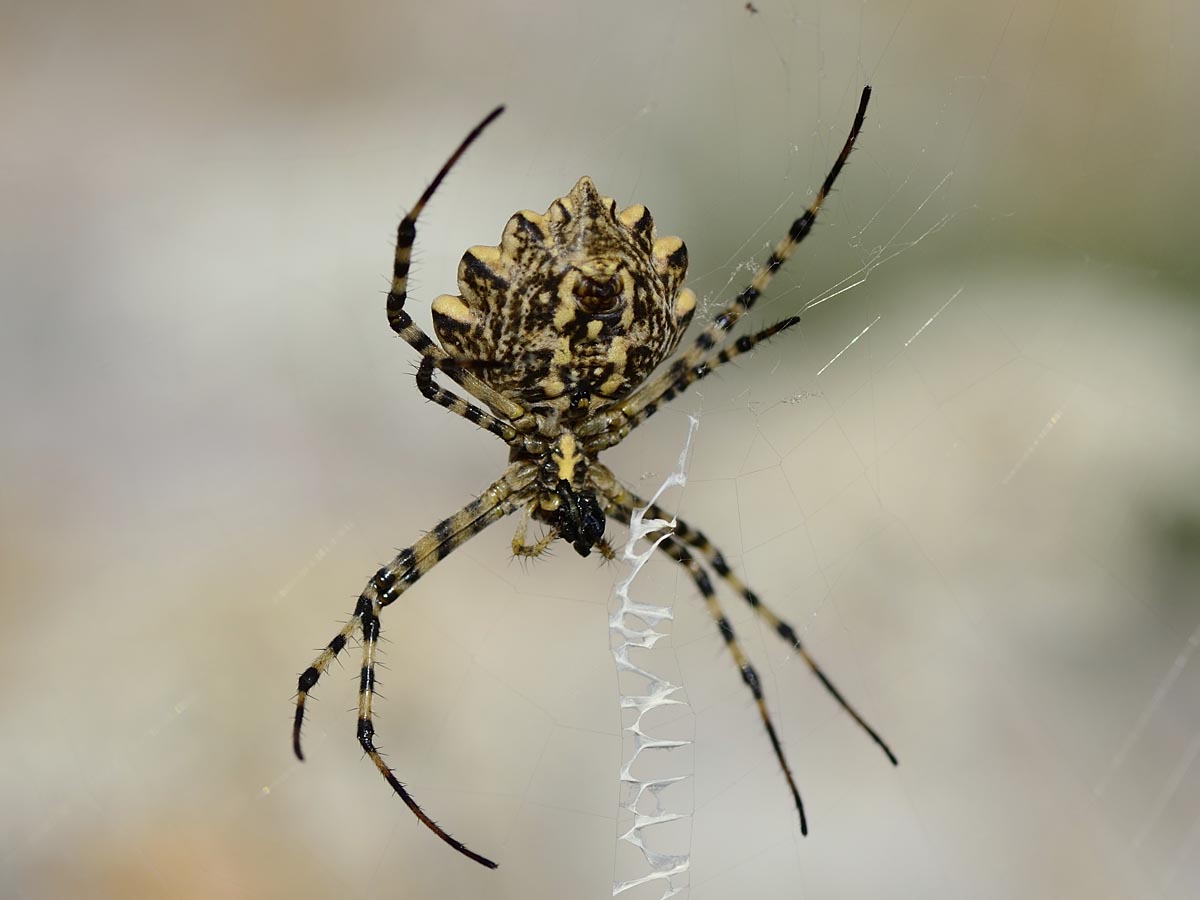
[{"xmin": 3, "ymin": 1, "xmax": 1198, "ymax": 898}]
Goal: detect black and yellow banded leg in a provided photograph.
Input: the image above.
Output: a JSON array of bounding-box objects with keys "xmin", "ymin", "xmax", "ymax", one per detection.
[
  {"xmin": 384, "ymin": 107, "xmax": 535, "ymax": 433},
  {"xmin": 644, "ymin": 505, "xmax": 897, "ymax": 768},
  {"xmin": 355, "ymin": 512, "xmax": 518, "ymax": 872},
  {"xmin": 416, "ymin": 356, "xmax": 519, "ymax": 445},
  {"xmin": 594, "ymin": 465, "xmax": 896, "ymax": 824},
  {"xmin": 582, "ymin": 87, "xmax": 872, "ymax": 447},
  {"xmin": 580, "ymin": 315, "xmax": 801, "ymax": 452},
  {"xmin": 647, "ymin": 87, "xmax": 871, "ymax": 393},
  {"xmin": 384, "ymin": 107, "xmax": 497, "ymax": 365},
  {"xmin": 292, "ymin": 465, "xmax": 532, "ymax": 757},
  {"xmin": 658, "ymin": 535, "xmax": 810, "ymax": 833},
  {"xmin": 292, "ymin": 473, "xmax": 529, "ymax": 758},
  {"xmin": 293, "ymin": 464, "xmax": 535, "ymax": 868}
]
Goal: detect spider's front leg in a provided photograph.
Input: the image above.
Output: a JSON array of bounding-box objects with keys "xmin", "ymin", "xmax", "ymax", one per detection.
[
  {"xmin": 293, "ymin": 462, "xmax": 535, "ymax": 869},
  {"xmin": 592, "ymin": 469, "xmax": 810, "ymax": 831},
  {"xmin": 591, "ymin": 461, "xmax": 895, "ymax": 834},
  {"xmin": 652, "ymin": 508, "xmax": 898, "ymax": 766}
]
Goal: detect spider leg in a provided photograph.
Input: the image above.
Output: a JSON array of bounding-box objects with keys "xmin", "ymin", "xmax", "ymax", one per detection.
[
  {"xmin": 661, "ymin": 534, "xmax": 809, "ymax": 834},
  {"xmin": 578, "ymin": 87, "xmax": 872, "ymax": 448},
  {"xmin": 617, "ymin": 489, "xmax": 897, "ymax": 767},
  {"xmin": 664, "ymin": 87, "xmax": 871, "ymax": 367},
  {"xmin": 580, "ymin": 315, "xmax": 800, "ymax": 452},
  {"xmin": 593, "ymin": 472, "xmax": 808, "ymax": 832},
  {"xmin": 293, "ymin": 464, "xmax": 533, "ymax": 747},
  {"xmin": 293, "ymin": 619, "xmax": 357, "ymax": 761},
  {"xmin": 416, "ymin": 356, "xmax": 522, "ymax": 445},
  {"xmin": 294, "ymin": 462, "xmax": 535, "ymax": 869},
  {"xmin": 385, "ymin": 106, "xmax": 538, "ymax": 434},
  {"xmin": 594, "ymin": 462, "xmax": 897, "ymax": 830}
]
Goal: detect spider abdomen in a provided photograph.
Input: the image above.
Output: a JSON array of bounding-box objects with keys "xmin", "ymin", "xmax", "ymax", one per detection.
[{"xmin": 432, "ymin": 176, "xmax": 696, "ymax": 412}]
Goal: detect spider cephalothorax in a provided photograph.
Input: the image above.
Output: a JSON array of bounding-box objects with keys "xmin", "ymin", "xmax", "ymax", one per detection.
[
  {"xmin": 431, "ymin": 176, "xmax": 696, "ymax": 417},
  {"xmin": 521, "ymin": 431, "xmax": 608, "ymax": 558},
  {"xmin": 548, "ymin": 477, "xmax": 606, "ymax": 557},
  {"xmin": 293, "ymin": 90, "xmax": 896, "ymax": 872}
]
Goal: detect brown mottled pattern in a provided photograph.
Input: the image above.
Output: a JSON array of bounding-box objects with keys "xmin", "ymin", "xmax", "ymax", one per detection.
[{"xmin": 432, "ymin": 177, "xmax": 693, "ymax": 417}]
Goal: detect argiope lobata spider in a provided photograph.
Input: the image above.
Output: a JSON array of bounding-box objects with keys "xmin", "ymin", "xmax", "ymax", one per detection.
[{"xmin": 292, "ymin": 86, "xmax": 896, "ymax": 870}]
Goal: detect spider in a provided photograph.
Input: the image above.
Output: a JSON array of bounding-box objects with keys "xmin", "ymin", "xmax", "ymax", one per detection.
[{"xmin": 292, "ymin": 86, "xmax": 896, "ymax": 870}]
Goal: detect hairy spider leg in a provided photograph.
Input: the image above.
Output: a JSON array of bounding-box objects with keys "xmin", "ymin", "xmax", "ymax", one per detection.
[
  {"xmin": 660, "ymin": 535, "xmax": 810, "ymax": 833},
  {"xmin": 291, "ymin": 463, "xmax": 533, "ymax": 755},
  {"xmin": 294, "ymin": 462, "xmax": 536, "ymax": 869},
  {"xmin": 614, "ymin": 488, "xmax": 897, "ymax": 767},
  {"xmin": 355, "ymin": 499, "xmax": 524, "ymax": 870},
  {"xmin": 579, "ymin": 86, "xmax": 871, "ymax": 444},
  {"xmin": 416, "ymin": 356, "xmax": 519, "ymax": 444},
  {"xmin": 291, "ymin": 477, "xmax": 525, "ymax": 759},
  {"xmin": 594, "ymin": 465, "xmax": 896, "ymax": 831},
  {"xmin": 384, "ymin": 106, "xmax": 537, "ymax": 435},
  {"xmin": 629, "ymin": 86, "xmax": 871, "ymax": 410},
  {"xmin": 593, "ymin": 473, "xmax": 809, "ymax": 832},
  {"xmin": 580, "ymin": 315, "xmax": 800, "ymax": 452}
]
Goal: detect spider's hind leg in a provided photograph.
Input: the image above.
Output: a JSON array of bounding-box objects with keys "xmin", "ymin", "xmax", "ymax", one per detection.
[
  {"xmin": 578, "ymin": 87, "xmax": 873, "ymax": 450},
  {"xmin": 416, "ymin": 356, "xmax": 520, "ymax": 444},
  {"xmin": 385, "ymin": 107, "xmax": 536, "ymax": 434},
  {"xmin": 660, "ymin": 87, "xmax": 871, "ymax": 369},
  {"xmin": 579, "ymin": 314, "xmax": 801, "ymax": 452}
]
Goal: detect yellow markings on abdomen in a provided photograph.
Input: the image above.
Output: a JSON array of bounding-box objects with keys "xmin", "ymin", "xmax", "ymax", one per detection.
[
  {"xmin": 651, "ymin": 236, "xmax": 683, "ymax": 273},
  {"xmin": 674, "ymin": 288, "xmax": 696, "ymax": 321},
  {"xmin": 465, "ymin": 244, "xmax": 503, "ymax": 268},
  {"xmin": 599, "ymin": 337, "xmax": 629, "ymax": 395},
  {"xmin": 432, "ymin": 294, "xmax": 476, "ymax": 325},
  {"xmin": 553, "ymin": 287, "xmax": 577, "ymax": 329},
  {"xmin": 551, "ymin": 336, "xmax": 572, "ymax": 366},
  {"xmin": 618, "ymin": 204, "xmax": 647, "ymax": 230}
]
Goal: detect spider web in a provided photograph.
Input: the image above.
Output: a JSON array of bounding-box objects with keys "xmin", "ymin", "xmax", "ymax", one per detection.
[{"xmin": 2, "ymin": 2, "xmax": 1199, "ymax": 900}]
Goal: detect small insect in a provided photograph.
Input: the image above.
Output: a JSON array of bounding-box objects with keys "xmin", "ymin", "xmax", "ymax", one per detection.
[
  {"xmin": 745, "ymin": 2, "xmax": 760, "ymax": 14},
  {"xmin": 293, "ymin": 87, "xmax": 896, "ymax": 869}
]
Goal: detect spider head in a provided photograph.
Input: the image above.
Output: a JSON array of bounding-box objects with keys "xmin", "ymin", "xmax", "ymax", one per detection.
[
  {"xmin": 532, "ymin": 432, "xmax": 605, "ymax": 556},
  {"xmin": 433, "ymin": 177, "xmax": 697, "ymax": 409},
  {"xmin": 550, "ymin": 480, "xmax": 606, "ymax": 557}
]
